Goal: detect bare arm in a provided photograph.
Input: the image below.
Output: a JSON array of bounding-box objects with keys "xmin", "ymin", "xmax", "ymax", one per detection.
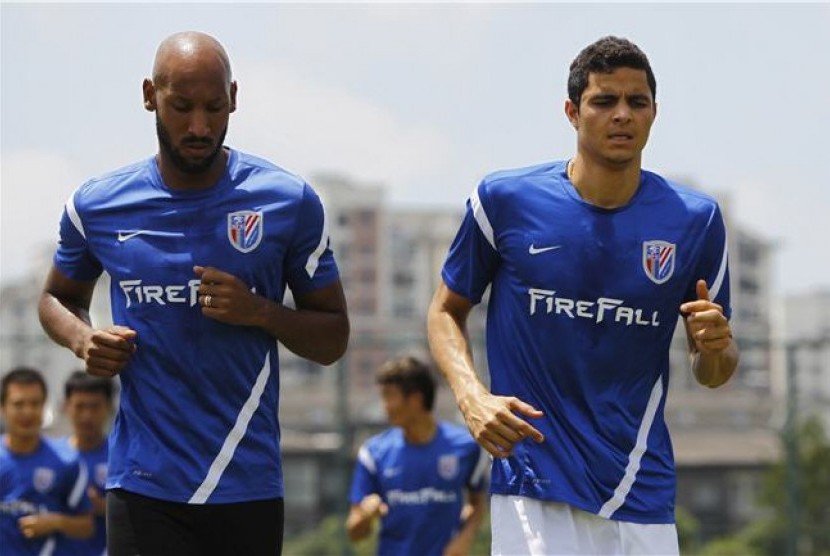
[
  {"xmin": 680, "ymin": 280, "xmax": 739, "ymax": 388},
  {"xmin": 18, "ymin": 512, "xmax": 94, "ymax": 540},
  {"xmin": 345, "ymin": 494, "xmax": 386, "ymax": 542},
  {"xmin": 194, "ymin": 266, "xmax": 349, "ymax": 366},
  {"xmin": 427, "ymin": 281, "xmax": 544, "ymax": 458},
  {"xmin": 38, "ymin": 265, "xmax": 137, "ymax": 377},
  {"xmin": 443, "ymin": 490, "xmax": 486, "ymax": 556}
]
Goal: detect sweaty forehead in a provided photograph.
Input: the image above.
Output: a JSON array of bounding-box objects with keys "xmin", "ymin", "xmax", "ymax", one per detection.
[{"xmin": 154, "ymin": 46, "xmax": 231, "ymax": 91}]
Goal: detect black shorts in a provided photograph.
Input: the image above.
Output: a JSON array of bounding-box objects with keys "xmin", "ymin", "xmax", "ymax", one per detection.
[{"xmin": 107, "ymin": 488, "xmax": 284, "ymax": 556}]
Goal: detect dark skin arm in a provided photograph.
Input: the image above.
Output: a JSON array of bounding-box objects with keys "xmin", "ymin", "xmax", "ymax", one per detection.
[
  {"xmin": 194, "ymin": 266, "xmax": 349, "ymax": 365},
  {"xmin": 38, "ymin": 266, "xmax": 137, "ymax": 377}
]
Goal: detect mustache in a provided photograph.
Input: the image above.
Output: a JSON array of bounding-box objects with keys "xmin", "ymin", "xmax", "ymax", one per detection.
[{"xmin": 182, "ymin": 136, "xmax": 213, "ymax": 147}]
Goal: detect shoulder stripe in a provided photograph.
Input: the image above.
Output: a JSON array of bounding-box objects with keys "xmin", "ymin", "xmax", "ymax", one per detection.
[
  {"xmin": 470, "ymin": 186, "xmax": 496, "ymax": 251},
  {"xmin": 468, "ymin": 448, "xmax": 490, "ymax": 489},
  {"xmin": 65, "ymin": 191, "xmax": 86, "ymax": 239},
  {"xmin": 304, "ymin": 199, "xmax": 329, "ymax": 279},
  {"xmin": 598, "ymin": 376, "xmax": 664, "ymax": 519},
  {"xmin": 68, "ymin": 460, "xmax": 89, "ymax": 509},
  {"xmin": 189, "ymin": 351, "xmax": 272, "ymax": 504},
  {"xmin": 708, "ymin": 233, "xmax": 729, "ymax": 301},
  {"xmin": 357, "ymin": 445, "xmax": 377, "ymax": 475}
]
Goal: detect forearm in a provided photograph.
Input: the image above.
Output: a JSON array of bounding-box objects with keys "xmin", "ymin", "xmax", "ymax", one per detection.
[
  {"xmin": 57, "ymin": 513, "xmax": 94, "ymax": 539},
  {"xmin": 427, "ymin": 305, "xmax": 488, "ymax": 411},
  {"xmin": 38, "ymin": 292, "xmax": 93, "ymax": 358},
  {"xmin": 345, "ymin": 506, "xmax": 375, "ymax": 542},
  {"xmin": 691, "ymin": 340, "xmax": 739, "ymax": 388},
  {"xmin": 453, "ymin": 500, "xmax": 485, "ymax": 546},
  {"xmin": 250, "ymin": 297, "xmax": 348, "ymax": 365}
]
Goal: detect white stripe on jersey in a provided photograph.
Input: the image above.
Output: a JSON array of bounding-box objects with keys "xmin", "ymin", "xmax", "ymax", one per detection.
[
  {"xmin": 357, "ymin": 445, "xmax": 377, "ymax": 475},
  {"xmin": 66, "ymin": 191, "xmax": 86, "ymax": 239},
  {"xmin": 470, "ymin": 187, "xmax": 496, "ymax": 250},
  {"xmin": 304, "ymin": 200, "xmax": 329, "ymax": 279},
  {"xmin": 708, "ymin": 233, "xmax": 729, "ymax": 301},
  {"xmin": 38, "ymin": 537, "xmax": 56, "ymax": 556},
  {"xmin": 189, "ymin": 352, "xmax": 272, "ymax": 504},
  {"xmin": 68, "ymin": 460, "xmax": 89, "ymax": 509},
  {"xmin": 598, "ymin": 376, "xmax": 664, "ymax": 519},
  {"xmin": 469, "ymin": 448, "xmax": 490, "ymax": 489}
]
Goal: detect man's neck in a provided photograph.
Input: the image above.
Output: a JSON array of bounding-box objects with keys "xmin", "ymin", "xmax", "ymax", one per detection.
[
  {"xmin": 568, "ymin": 155, "xmax": 642, "ymax": 209},
  {"xmin": 156, "ymin": 148, "xmax": 229, "ymax": 191},
  {"xmin": 3, "ymin": 433, "xmax": 40, "ymax": 455},
  {"xmin": 402, "ymin": 414, "xmax": 438, "ymax": 445},
  {"xmin": 70, "ymin": 433, "xmax": 105, "ymax": 453}
]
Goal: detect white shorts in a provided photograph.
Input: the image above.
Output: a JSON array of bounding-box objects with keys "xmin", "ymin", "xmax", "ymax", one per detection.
[{"xmin": 491, "ymin": 495, "xmax": 679, "ymax": 556}]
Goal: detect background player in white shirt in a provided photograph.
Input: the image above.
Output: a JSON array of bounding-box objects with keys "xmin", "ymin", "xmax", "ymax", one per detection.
[
  {"xmin": 427, "ymin": 36, "xmax": 738, "ymax": 555},
  {"xmin": 38, "ymin": 31, "xmax": 349, "ymax": 556},
  {"xmin": 346, "ymin": 356, "xmax": 488, "ymax": 556}
]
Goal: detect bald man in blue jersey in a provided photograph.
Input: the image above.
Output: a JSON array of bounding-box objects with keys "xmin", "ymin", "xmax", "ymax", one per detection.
[
  {"xmin": 428, "ymin": 36, "xmax": 738, "ymax": 555},
  {"xmin": 38, "ymin": 31, "xmax": 349, "ymax": 556}
]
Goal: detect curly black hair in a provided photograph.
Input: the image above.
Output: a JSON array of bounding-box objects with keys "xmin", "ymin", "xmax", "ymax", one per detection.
[{"xmin": 568, "ymin": 36, "xmax": 656, "ymax": 107}]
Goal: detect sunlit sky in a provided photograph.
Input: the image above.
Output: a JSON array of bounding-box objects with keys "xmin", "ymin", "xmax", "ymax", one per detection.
[{"xmin": 2, "ymin": 3, "xmax": 829, "ymax": 294}]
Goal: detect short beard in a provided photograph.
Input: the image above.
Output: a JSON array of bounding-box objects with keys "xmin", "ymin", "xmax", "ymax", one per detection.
[{"xmin": 156, "ymin": 116, "xmax": 227, "ymax": 175}]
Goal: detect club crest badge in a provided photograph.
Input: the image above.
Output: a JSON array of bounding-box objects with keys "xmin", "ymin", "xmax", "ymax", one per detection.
[
  {"xmin": 642, "ymin": 240, "xmax": 676, "ymax": 284},
  {"xmin": 228, "ymin": 210, "xmax": 263, "ymax": 253},
  {"xmin": 33, "ymin": 467, "xmax": 55, "ymax": 493},
  {"xmin": 438, "ymin": 454, "xmax": 459, "ymax": 480}
]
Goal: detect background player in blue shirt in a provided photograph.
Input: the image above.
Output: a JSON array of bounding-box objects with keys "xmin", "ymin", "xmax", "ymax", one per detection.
[
  {"xmin": 1, "ymin": 367, "xmax": 94, "ymax": 555},
  {"xmin": 346, "ymin": 356, "xmax": 488, "ymax": 556},
  {"xmin": 38, "ymin": 31, "xmax": 349, "ymax": 556},
  {"xmin": 57, "ymin": 371, "xmax": 115, "ymax": 556},
  {"xmin": 427, "ymin": 36, "xmax": 739, "ymax": 555}
]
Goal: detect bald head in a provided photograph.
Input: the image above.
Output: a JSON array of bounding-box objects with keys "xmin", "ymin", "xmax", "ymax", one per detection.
[{"xmin": 152, "ymin": 31, "xmax": 232, "ymax": 90}]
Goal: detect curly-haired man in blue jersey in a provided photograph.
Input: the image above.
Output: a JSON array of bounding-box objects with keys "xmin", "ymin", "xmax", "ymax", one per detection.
[
  {"xmin": 428, "ymin": 36, "xmax": 738, "ymax": 555},
  {"xmin": 38, "ymin": 31, "xmax": 349, "ymax": 556}
]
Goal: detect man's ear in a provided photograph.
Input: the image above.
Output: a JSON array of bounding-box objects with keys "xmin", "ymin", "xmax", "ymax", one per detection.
[
  {"xmin": 565, "ymin": 99, "xmax": 579, "ymax": 130},
  {"xmin": 229, "ymin": 80, "xmax": 238, "ymax": 114},
  {"xmin": 142, "ymin": 78, "xmax": 156, "ymax": 112}
]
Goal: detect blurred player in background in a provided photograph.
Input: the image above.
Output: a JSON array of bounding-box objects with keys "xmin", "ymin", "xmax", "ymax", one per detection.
[
  {"xmin": 428, "ymin": 36, "xmax": 738, "ymax": 555},
  {"xmin": 346, "ymin": 356, "xmax": 487, "ymax": 556},
  {"xmin": 38, "ymin": 30, "xmax": 349, "ymax": 556},
  {"xmin": 57, "ymin": 371, "xmax": 115, "ymax": 555},
  {"xmin": 1, "ymin": 367, "xmax": 93, "ymax": 555}
]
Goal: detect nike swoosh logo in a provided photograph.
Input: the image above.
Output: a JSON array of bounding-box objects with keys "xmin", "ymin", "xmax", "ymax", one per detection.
[
  {"xmin": 528, "ymin": 244, "xmax": 562, "ymax": 255},
  {"xmin": 117, "ymin": 230, "xmax": 152, "ymax": 242}
]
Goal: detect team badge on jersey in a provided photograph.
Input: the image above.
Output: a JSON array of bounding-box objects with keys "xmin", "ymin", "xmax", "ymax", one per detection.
[
  {"xmin": 33, "ymin": 467, "xmax": 55, "ymax": 493},
  {"xmin": 228, "ymin": 210, "xmax": 263, "ymax": 253},
  {"xmin": 438, "ymin": 454, "xmax": 459, "ymax": 480},
  {"xmin": 642, "ymin": 240, "xmax": 676, "ymax": 284}
]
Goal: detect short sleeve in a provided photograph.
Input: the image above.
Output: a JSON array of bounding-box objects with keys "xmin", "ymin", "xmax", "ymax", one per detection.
[
  {"xmin": 348, "ymin": 444, "xmax": 380, "ymax": 504},
  {"xmin": 53, "ymin": 190, "xmax": 103, "ymax": 281},
  {"xmin": 284, "ymin": 184, "xmax": 340, "ymax": 295},
  {"xmin": 440, "ymin": 183, "xmax": 501, "ymax": 304},
  {"xmin": 684, "ymin": 203, "xmax": 732, "ymax": 319}
]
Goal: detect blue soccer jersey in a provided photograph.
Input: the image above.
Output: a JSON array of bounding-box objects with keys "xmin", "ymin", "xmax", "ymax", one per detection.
[
  {"xmin": 55, "ymin": 437, "xmax": 108, "ymax": 555},
  {"xmin": 441, "ymin": 160, "xmax": 731, "ymax": 524},
  {"xmin": 0, "ymin": 436, "xmax": 92, "ymax": 556},
  {"xmin": 349, "ymin": 421, "xmax": 488, "ymax": 556},
  {"xmin": 54, "ymin": 148, "xmax": 340, "ymax": 504}
]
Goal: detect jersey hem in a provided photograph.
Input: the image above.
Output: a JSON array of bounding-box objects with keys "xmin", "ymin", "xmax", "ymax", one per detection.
[
  {"xmin": 108, "ymin": 478, "xmax": 283, "ymax": 505},
  {"xmin": 489, "ymin": 487, "xmax": 675, "ymax": 525}
]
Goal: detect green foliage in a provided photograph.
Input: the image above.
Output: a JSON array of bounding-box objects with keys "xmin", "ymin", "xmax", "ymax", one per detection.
[
  {"xmin": 694, "ymin": 416, "xmax": 830, "ymax": 556},
  {"xmin": 282, "ymin": 510, "xmax": 492, "ymax": 556},
  {"xmin": 675, "ymin": 505, "xmax": 701, "ymax": 554}
]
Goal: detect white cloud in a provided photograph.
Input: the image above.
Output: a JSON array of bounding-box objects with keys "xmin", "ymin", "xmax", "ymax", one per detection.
[
  {"xmin": 230, "ymin": 63, "xmax": 455, "ymax": 201},
  {"xmin": 0, "ymin": 151, "xmax": 84, "ymax": 284}
]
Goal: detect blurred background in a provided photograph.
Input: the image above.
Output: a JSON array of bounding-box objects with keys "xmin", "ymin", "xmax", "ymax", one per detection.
[{"xmin": 2, "ymin": 3, "xmax": 828, "ymax": 555}]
